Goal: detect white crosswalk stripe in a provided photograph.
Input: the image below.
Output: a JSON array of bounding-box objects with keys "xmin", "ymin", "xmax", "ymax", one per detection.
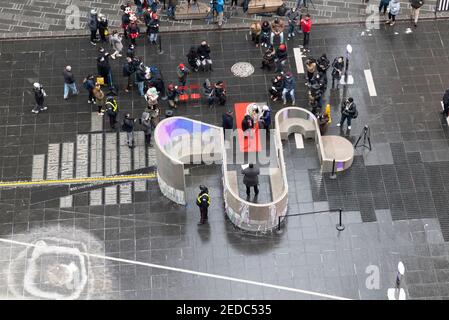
[{"xmin": 29, "ymin": 129, "xmax": 156, "ymax": 208}]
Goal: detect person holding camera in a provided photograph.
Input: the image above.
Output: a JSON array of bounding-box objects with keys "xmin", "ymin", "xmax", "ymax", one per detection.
[
  {"xmin": 337, "ymin": 97, "xmax": 358, "ymax": 130},
  {"xmin": 331, "ymin": 56, "xmax": 344, "ymax": 90}
]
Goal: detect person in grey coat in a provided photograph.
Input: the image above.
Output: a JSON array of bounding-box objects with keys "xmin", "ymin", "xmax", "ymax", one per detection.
[
  {"xmin": 141, "ymin": 111, "xmax": 153, "ymax": 147},
  {"xmin": 88, "ymin": 9, "xmax": 98, "ymax": 45},
  {"xmin": 242, "ymin": 163, "xmax": 260, "ymax": 197},
  {"xmin": 109, "ymin": 30, "xmax": 123, "ymax": 59}
]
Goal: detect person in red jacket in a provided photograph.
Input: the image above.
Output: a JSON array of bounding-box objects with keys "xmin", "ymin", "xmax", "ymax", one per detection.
[{"xmin": 300, "ymin": 14, "xmax": 312, "ymax": 52}]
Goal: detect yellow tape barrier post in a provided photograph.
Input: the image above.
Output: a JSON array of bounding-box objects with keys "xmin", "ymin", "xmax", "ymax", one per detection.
[{"xmin": 0, "ymin": 173, "xmax": 157, "ymax": 188}]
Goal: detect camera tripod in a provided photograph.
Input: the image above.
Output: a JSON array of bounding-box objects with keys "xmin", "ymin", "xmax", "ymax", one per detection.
[{"xmin": 354, "ymin": 125, "xmax": 372, "ymax": 151}]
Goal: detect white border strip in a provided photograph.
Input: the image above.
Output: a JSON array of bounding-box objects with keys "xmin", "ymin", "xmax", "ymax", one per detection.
[
  {"xmin": 0, "ymin": 237, "xmax": 351, "ymax": 300},
  {"xmin": 364, "ymin": 69, "xmax": 377, "ymax": 96}
]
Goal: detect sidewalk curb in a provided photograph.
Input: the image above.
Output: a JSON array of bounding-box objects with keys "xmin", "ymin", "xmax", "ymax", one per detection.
[{"xmin": 0, "ymin": 13, "xmax": 448, "ymax": 40}]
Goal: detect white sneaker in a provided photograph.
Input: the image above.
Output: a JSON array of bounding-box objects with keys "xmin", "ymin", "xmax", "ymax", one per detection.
[
  {"xmin": 348, "ymin": 126, "xmax": 351, "ymax": 130},
  {"xmin": 116, "ymin": 53, "xmax": 122, "ymax": 57},
  {"xmin": 283, "ymin": 100, "xmax": 287, "ymax": 105},
  {"xmin": 87, "ymin": 100, "xmax": 92, "ymax": 104},
  {"xmin": 337, "ymin": 123, "xmax": 341, "ymax": 127}
]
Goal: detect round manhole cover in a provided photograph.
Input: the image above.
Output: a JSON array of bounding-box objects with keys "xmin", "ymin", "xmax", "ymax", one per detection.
[{"xmin": 231, "ymin": 62, "xmax": 254, "ymax": 78}]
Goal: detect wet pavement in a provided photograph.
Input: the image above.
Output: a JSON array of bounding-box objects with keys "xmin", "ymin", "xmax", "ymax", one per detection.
[
  {"xmin": 1, "ymin": 0, "xmax": 446, "ymax": 38},
  {"xmin": 1, "ymin": 19, "xmax": 449, "ymax": 299}
]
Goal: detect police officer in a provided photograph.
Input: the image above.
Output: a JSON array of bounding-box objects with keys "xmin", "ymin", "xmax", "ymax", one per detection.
[
  {"xmin": 105, "ymin": 96, "xmax": 118, "ymax": 129},
  {"xmin": 196, "ymin": 185, "xmax": 211, "ymax": 225}
]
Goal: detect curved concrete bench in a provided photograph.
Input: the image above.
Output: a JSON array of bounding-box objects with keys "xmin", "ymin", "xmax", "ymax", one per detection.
[
  {"xmin": 278, "ymin": 118, "xmax": 316, "ymax": 140},
  {"xmin": 154, "ymin": 113, "xmax": 289, "ymax": 232},
  {"xmin": 275, "ymin": 107, "xmax": 354, "ymax": 173}
]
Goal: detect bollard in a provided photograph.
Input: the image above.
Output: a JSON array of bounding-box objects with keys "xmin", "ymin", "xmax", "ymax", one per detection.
[
  {"xmin": 330, "ymin": 159, "xmax": 337, "ymax": 180},
  {"xmin": 158, "ymin": 36, "xmax": 164, "ymax": 55},
  {"xmin": 336, "ymin": 208, "xmax": 345, "ymax": 231},
  {"xmin": 278, "ymin": 216, "xmax": 281, "ymax": 231}
]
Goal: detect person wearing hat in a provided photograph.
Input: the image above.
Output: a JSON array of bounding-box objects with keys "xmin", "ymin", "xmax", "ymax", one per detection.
[
  {"xmin": 197, "ymin": 41, "xmax": 212, "ymax": 72},
  {"xmin": 105, "ymin": 96, "xmax": 118, "ymax": 129},
  {"xmin": 167, "ymin": 84, "xmax": 180, "ymax": 109},
  {"xmin": 88, "ymin": 9, "xmax": 99, "ymax": 45},
  {"xmin": 147, "ymin": 12, "xmax": 159, "ymax": 45},
  {"xmin": 300, "ymin": 14, "xmax": 312, "ymax": 52},
  {"xmin": 32, "ymin": 83, "xmax": 47, "ymax": 114},
  {"xmin": 275, "ymin": 44, "xmax": 288, "ymax": 73},
  {"xmin": 196, "ymin": 185, "xmax": 211, "ymax": 225},
  {"xmin": 140, "ymin": 111, "xmax": 153, "ymax": 146},
  {"xmin": 176, "ymin": 63, "xmax": 190, "ymax": 89},
  {"xmin": 242, "ymin": 164, "xmax": 260, "ymax": 198},
  {"xmin": 260, "ymin": 105, "xmax": 272, "ymax": 139},
  {"xmin": 63, "ymin": 66, "xmax": 78, "ymax": 100},
  {"xmin": 270, "ymin": 17, "xmax": 285, "ymax": 45},
  {"xmin": 282, "ymin": 72, "xmax": 296, "ymax": 106},
  {"xmin": 97, "ymin": 13, "xmax": 109, "ymax": 43},
  {"xmin": 337, "ymin": 97, "xmax": 357, "ymax": 130}
]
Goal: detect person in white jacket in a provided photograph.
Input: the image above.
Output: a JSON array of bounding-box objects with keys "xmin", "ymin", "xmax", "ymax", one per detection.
[
  {"xmin": 109, "ymin": 30, "xmax": 123, "ymax": 59},
  {"xmin": 386, "ymin": 0, "xmax": 400, "ymax": 26}
]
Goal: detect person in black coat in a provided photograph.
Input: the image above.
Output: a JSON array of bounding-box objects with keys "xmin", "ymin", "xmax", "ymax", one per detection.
[
  {"xmin": 122, "ymin": 113, "xmax": 136, "ymax": 148},
  {"xmin": 331, "ymin": 56, "xmax": 344, "ymax": 90},
  {"xmin": 241, "ymin": 114, "xmax": 254, "ymax": 139},
  {"xmin": 222, "ymin": 109, "xmax": 234, "ymax": 139},
  {"xmin": 241, "ymin": 164, "xmax": 260, "ymax": 197},
  {"xmin": 197, "ymin": 41, "xmax": 212, "ymax": 72},
  {"xmin": 123, "ymin": 57, "xmax": 136, "ymax": 93},
  {"xmin": 97, "ymin": 14, "xmax": 109, "ymax": 42},
  {"xmin": 196, "ymin": 185, "xmax": 211, "ymax": 225},
  {"xmin": 269, "ymin": 74, "xmax": 283, "ymax": 101},
  {"xmin": 186, "ymin": 45, "xmax": 200, "ymax": 72},
  {"xmin": 337, "ymin": 97, "xmax": 357, "ymax": 130},
  {"xmin": 97, "ymin": 47, "xmax": 112, "ymax": 85}
]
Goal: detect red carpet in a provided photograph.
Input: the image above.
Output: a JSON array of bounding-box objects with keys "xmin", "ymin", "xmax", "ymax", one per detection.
[{"xmin": 234, "ymin": 102, "xmax": 261, "ymax": 153}]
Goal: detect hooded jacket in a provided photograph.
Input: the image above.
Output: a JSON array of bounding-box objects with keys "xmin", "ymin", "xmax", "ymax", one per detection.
[
  {"xmin": 141, "ymin": 112, "xmax": 152, "ymax": 134},
  {"xmin": 197, "ymin": 44, "xmax": 211, "ymax": 59},
  {"xmin": 389, "ymin": 0, "xmax": 400, "ymax": 15},
  {"xmin": 88, "ymin": 13, "xmax": 98, "ymax": 31}
]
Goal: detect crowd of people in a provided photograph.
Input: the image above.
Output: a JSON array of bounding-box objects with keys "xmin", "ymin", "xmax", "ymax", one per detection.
[{"xmin": 31, "ymin": 0, "xmax": 366, "ymax": 157}]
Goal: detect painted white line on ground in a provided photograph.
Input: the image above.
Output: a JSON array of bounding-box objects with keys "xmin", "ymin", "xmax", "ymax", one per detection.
[
  {"xmin": 364, "ymin": 69, "xmax": 377, "ymax": 96},
  {"xmin": 31, "ymin": 154, "xmax": 45, "ymax": 181},
  {"xmin": 0, "ymin": 237, "xmax": 351, "ymax": 300},
  {"xmin": 293, "ymin": 47, "xmax": 305, "ymax": 74},
  {"xmin": 294, "ymin": 133, "xmax": 304, "ymax": 149}
]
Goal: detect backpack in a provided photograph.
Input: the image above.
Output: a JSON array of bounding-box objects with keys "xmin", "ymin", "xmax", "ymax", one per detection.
[{"xmin": 277, "ymin": 4, "xmax": 288, "ymax": 16}]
